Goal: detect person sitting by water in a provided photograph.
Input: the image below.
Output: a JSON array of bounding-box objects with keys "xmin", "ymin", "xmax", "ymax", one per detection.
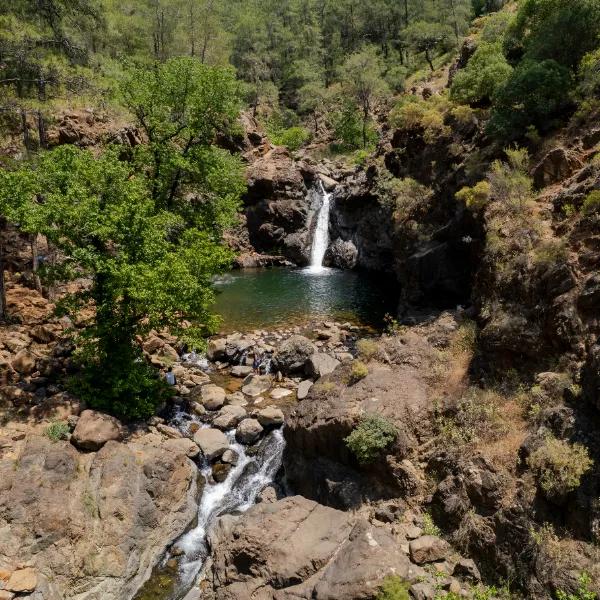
[
  {"xmin": 253, "ymin": 351, "xmax": 262, "ymax": 374},
  {"xmin": 165, "ymin": 366, "xmax": 176, "ymax": 386}
]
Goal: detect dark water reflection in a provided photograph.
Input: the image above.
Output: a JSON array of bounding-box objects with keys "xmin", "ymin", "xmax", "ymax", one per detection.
[{"xmin": 212, "ymin": 266, "xmax": 399, "ymax": 332}]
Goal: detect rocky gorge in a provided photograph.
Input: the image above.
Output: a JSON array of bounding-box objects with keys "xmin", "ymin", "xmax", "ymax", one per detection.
[{"xmin": 2, "ymin": 20, "xmax": 600, "ymax": 600}]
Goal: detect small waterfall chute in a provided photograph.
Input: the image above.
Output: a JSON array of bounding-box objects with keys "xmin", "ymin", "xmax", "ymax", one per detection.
[{"xmin": 308, "ymin": 181, "xmax": 332, "ymax": 272}]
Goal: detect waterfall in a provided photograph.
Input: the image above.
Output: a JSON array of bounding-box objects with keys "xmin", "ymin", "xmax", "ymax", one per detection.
[
  {"xmin": 165, "ymin": 426, "xmax": 285, "ymax": 596},
  {"xmin": 309, "ymin": 181, "xmax": 332, "ymax": 270}
]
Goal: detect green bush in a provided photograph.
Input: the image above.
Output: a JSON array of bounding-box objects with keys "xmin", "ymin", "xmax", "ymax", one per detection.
[
  {"xmin": 455, "ymin": 180, "xmax": 491, "ymax": 212},
  {"xmin": 422, "ymin": 512, "xmax": 442, "ymax": 536},
  {"xmin": 488, "ymin": 59, "xmax": 572, "ymax": 140},
  {"xmin": 556, "ymin": 572, "xmax": 596, "ymax": 600},
  {"xmin": 332, "ymin": 101, "xmax": 376, "ymax": 150},
  {"xmin": 582, "ymin": 190, "xmax": 600, "ymax": 215},
  {"xmin": 350, "ymin": 360, "xmax": 369, "ymax": 383},
  {"xmin": 376, "ymin": 576, "xmax": 410, "ymax": 600},
  {"xmin": 69, "ymin": 348, "xmax": 170, "ymax": 421},
  {"xmin": 356, "ymin": 338, "xmax": 379, "ymax": 360},
  {"xmin": 45, "ymin": 421, "xmax": 70, "ymax": 442},
  {"xmin": 276, "ymin": 126, "xmax": 311, "ymax": 151},
  {"xmin": 450, "ymin": 42, "xmax": 513, "ymax": 105},
  {"xmin": 345, "ymin": 414, "xmax": 398, "ymax": 464},
  {"xmin": 527, "ymin": 437, "xmax": 593, "ymax": 498}
]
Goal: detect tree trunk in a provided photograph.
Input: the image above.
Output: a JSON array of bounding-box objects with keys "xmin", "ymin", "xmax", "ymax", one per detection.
[
  {"xmin": 31, "ymin": 234, "xmax": 42, "ymax": 293},
  {"xmin": 362, "ymin": 105, "xmax": 368, "ymax": 148},
  {"xmin": 425, "ymin": 49, "xmax": 435, "ymax": 71},
  {"xmin": 20, "ymin": 109, "xmax": 31, "ymax": 154},
  {"xmin": 37, "ymin": 110, "xmax": 48, "ymax": 149},
  {"xmin": 404, "ymin": 0, "xmax": 409, "ymax": 26}
]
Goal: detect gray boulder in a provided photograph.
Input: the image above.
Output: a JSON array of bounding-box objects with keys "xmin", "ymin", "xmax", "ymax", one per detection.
[
  {"xmin": 235, "ymin": 418, "xmax": 263, "ymax": 444},
  {"xmin": 71, "ymin": 409, "xmax": 123, "ymax": 451},
  {"xmin": 193, "ymin": 428, "xmax": 229, "ymax": 461},
  {"xmin": 272, "ymin": 335, "xmax": 316, "ymax": 374},
  {"xmin": 306, "ymin": 353, "xmax": 340, "ymax": 378},
  {"xmin": 213, "ymin": 405, "xmax": 247, "ymax": 430}
]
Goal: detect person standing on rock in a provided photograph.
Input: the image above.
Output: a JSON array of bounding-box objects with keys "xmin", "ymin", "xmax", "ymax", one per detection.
[
  {"xmin": 165, "ymin": 366, "xmax": 176, "ymax": 386},
  {"xmin": 253, "ymin": 351, "xmax": 262, "ymax": 374}
]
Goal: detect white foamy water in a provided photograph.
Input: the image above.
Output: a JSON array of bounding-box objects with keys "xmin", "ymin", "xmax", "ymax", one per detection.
[
  {"xmin": 173, "ymin": 428, "xmax": 286, "ymax": 592},
  {"xmin": 308, "ymin": 181, "xmax": 332, "ymax": 272}
]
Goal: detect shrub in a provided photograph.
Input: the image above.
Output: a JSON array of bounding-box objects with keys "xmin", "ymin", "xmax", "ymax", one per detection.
[
  {"xmin": 451, "ymin": 104, "xmax": 476, "ymax": 126},
  {"xmin": 556, "ymin": 572, "xmax": 596, "ymax": 600},
  {"xmin": 582, "ymin": 190, "xmax": 600, "ymax": 215},
  {"xmin": 350, "ymin": 360, "xmax": 369, "ymax": 383},
  {"xmin": 277, "ymin": 126, "xmax": 310, "ymax": 151},
  {"xmin": 376, "ymin": 576, "xmax": 410, "ymax": 600},
  {"xmin": 455, "ymin": 180, "xmax": 491, "ymax": 212},
  {"xmin": 376, "ymin": 175, "xmax": 433, "ymax": 222},
  {"xmin": 435, "ymin": 388, "xmax": 507, "ymax": 447},
  {"xmin": 356, "ymin": 338, "xmax": 379, "ymax": 360},
  {"xmin": 488, "ymin": 59, "xmax": 572, "ymax": 141},
  {"xmin": 45, "ymin": 420, "xmax": 70, "ymax": 442},
  {"xmin": 423, "ymin": 512, "xmax": 442, "ymax": 536},
  {"xmin": 527, "ymin": 437, "xmax": 593, "ymax": 498},
  {"xmin": 450, "ymin": 42, "xmax": 513, "ymax": 105},
  {"xmin": 345, "ymin": 414, "xmax": 398, "ymax": 464}
]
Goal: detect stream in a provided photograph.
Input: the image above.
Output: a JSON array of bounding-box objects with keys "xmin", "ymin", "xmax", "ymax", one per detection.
[{"xmin": 135, "ymin": 180, "xmax": 391, "ymax": 600}]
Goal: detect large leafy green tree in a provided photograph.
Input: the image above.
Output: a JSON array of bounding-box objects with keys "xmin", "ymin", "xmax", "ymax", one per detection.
[
  {"xmin": 3, "ymin": 146, "xmax": 238, "ymax": 419},
  {"xmin": 121, "ymin": 57, "xmax": 245, "ymax": 221},
  {"xmin": 340, "ymin": 47, "xmax": 389, "ymax": 148}
]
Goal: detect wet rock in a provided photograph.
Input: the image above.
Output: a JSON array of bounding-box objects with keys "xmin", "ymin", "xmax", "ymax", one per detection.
[
  {"xmin": 193, "ymin": 428, "xmax": 229, "ymax": 461},
  {"xmin": 201, "ymin": 385, "xmax": 226, "ymax": 410},
  {"xmin": 305, "ymin": 353, "xmax": 340, "ymax": 378},
  {"xmin": 230, "ymin": 365, "xmax": 253, "ymax": 377},
  {"xmin": 328, "ymin": 238, "xmax": 358, "ymax": 269},
  {"xmin": 257, "ymin": 406, "xmax": 284, "ymax": 427},
  {"xmin": 236, "ymin": 418, "xmax": 263, "ymax": 444},
  {"xmin": 272, "ymin": 335, "xmax": 316, "ymax": 374},
  {"xmin": 409, "ymin": 536, "xmax": 451, "ymax": 564},
  {"xmin": 222, "ymin": 449, "xmax": 239, "ymax": 466},
  {"xmin": 212, "ymin": 462, "xmax": 232, "ymax": 483},
  {"xmin": 71, "ymin": 409, "xmax": 123, "ymax": 451},
  {"xmin": 213, "ymin": 405, "xmax": 247, "ymax": 430},
  {"xmin": 297, "ymin": 379, "xmax": 313, "ymax": 400},
  {"xmin": 207, "ymin": 338, "xmax": 227, "ymax": 361},
  {"xmin": 241, "ymin": 375, "xmax": 270, "ymax": 397}
]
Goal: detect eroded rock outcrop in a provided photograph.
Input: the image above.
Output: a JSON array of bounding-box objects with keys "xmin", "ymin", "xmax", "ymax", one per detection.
[
  {"xmin": 207, "ymin": 495, "xmax": 413, "ymax": 600},
  {"xmin": 0, "ymin": 431, "xmax": 198, "ymax": 600}
]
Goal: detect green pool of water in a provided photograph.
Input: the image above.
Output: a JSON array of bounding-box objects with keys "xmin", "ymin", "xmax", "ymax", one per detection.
[{"xmin": 212, "ymin": 266, "xmax": 399, "ymax": 333}]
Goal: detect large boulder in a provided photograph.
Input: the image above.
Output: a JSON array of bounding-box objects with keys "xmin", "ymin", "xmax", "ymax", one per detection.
[
  {"xmin": 409, "ymin": 535, "xmax": 451, "ymax": 564},
  {"xmin": 306, "ymin": 353, "xmax": 341, "ymax": 378},
  {"xmin": 235, "ymin": 418, "xmax": 263, "ymax": 444},
  {"xmin": 257, "ymin": 406, "xmax": 285, "ymax": 428},
  {"xmin": 272, "ymin": 335, "xmax": 316, "ymax": 374},
  {"xmin": 193, "ymin": 428, "xmax": 229, "ymax": 461},
  {"xmin": 0, "ymin": 434, "xmax": 197, "ymax": 600},
  {"xmin": 207, "ymin": 495, "xmax": 411, "ymax": 599},
  {"xmin": 213, "ymin": 405, "xmax": 247, "ymax": 430},
  {"xmin": 200, "ymin": 385, "xmax": 227, "ymax": 410},
  {"xmin": 71, "ymin": 409, "xmax": 123, "ymax": 451}
]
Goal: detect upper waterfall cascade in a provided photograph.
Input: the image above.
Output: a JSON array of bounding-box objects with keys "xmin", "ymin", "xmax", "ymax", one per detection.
[{"xmin": 309, "ymin": 181, "xmax": 332, "ymax": 271}]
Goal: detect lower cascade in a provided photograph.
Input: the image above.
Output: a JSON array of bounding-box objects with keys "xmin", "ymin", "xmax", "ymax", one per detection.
[
  {"xmin": 309, "ymin": 181, "xmax": 332, "ymax": 271},
  {"xmin": 158, "ymin": 409, "xmax": 286, "ymax": 599}
]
